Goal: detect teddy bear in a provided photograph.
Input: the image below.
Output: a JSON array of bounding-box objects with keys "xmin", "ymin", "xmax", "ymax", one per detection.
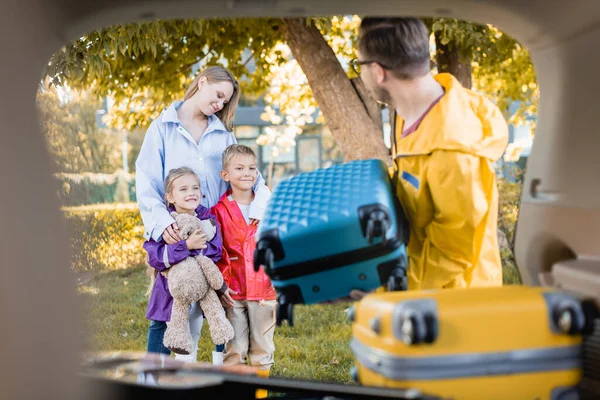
[{"xmin": 162, "ymin": 212, "xmax": 234, "ymax": 355}]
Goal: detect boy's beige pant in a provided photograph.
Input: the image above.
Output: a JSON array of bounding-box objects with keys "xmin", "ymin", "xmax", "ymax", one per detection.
[{"xmin": 223, "ymin": 299, "xmax": 276, "ymax": 370}]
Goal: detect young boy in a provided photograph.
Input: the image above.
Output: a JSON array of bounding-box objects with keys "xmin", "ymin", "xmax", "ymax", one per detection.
[{"xmin": 210, "ymin": 144, "xmax": 276, "ymax": 397}]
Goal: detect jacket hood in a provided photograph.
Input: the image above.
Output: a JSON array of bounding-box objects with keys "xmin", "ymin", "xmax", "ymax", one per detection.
[{"xmin": 396, "ymin": 73, "xmax": 508, "ymax": 161}]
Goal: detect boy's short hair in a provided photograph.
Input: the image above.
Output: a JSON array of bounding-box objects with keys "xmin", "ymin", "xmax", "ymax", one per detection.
[
  {"xmin": 358, "ymin": 17, "xmax": 431, "ymax": 80},
  {"xmin": 222, "ymin": 144, "xmax": 257, "ymax": 168}
]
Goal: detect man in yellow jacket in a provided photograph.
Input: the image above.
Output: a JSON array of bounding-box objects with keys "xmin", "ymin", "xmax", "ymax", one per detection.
[{"xmin": 352, "ymin": 17, "xmax": 508, "ymax": 290}]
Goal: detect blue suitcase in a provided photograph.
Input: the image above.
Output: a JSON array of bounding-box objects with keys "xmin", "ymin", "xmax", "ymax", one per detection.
[{"xmin": 254, "ymin": 159, "xmax": 409, "ymax": 326}]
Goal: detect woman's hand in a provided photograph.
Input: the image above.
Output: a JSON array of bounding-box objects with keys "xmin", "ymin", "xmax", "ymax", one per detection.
[
  {"xmin": 162, "ymin": 223, "xmax": 182, "ymax": 244},
  {"xmin": 249, "ymin": 218, "xmax": 260, "ymax": 226},
  {"xmin": 185, "ymin": 230, "xmax": 208, "ymax": 250}
]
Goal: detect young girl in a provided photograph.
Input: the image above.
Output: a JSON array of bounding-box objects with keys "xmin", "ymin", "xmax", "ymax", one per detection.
[
  {"xmin": 144, "ymin": 167, "xmax": 227, "ymax": 359},
  {"xmin": 211, "ymin": 145, "xmax": 276, "ymax": 397},
  {"xmin": 135, "ymin": 66, "xmax": 269, "ymax": 362}
]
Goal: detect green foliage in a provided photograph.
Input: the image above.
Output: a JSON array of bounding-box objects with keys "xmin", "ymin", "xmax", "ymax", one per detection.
[
  {"xmin": 54, "ymin": 171, "xmax": 136, "ymax": 206},
  {"xmin": 428, "ymin": 19, "xmax": 490, "ymax": 60},
  {"xmin": 79, "ymin": 267, "xmax": 355, "ymax": 383},
  {"xmin": 427, "ymin": 19, "xmax": 537, "ymax": 124},
  {"xmin": 502, "ymin": 246, "xmax": 522, "ymax": 285},
  {"xmin": 44, "ymin": 16, "xmax": 537, "ymax": 132},
  {"xmin": 46, "ymin": 18, "xmax": 284, "ymax": 130},
  {"xmin": 497, "ymin": 170, "xmax": 523, "ymax": 245},
  {"xmin": 36, "ymin": 83, "xmax": 123, "ymax": 173},
  {"xmin": 497, "ymin": 169, "xmax": 524, "ymax": 285},
  {"xmin": 63, "ymin": 203, "xmax": 145, "ymax": 273}
]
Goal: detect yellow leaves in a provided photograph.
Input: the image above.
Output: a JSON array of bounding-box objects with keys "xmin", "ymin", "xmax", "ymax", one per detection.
[
  {"xmin": 260, "ymin": 105, "xmax": 282, "ymax": 125},
  {"xmin": 256, "ymin": 126, "xmax": 297, "ymax": 154},
  {"xmin": 62, "ymin": 203, "xmax": 145, "ymax": 273},
  {"xmin": 503, "ymin": 143, "xmax": 524, "ymax": 162},
  {"xmin": 323, "ymin": 15, "xmax": 360, "ymax": 58},
  {"xmin": 78, "ymin": 285, "xmax": 100, "ymax": 295},
  {"xmin": 259, "ymin": 41, "xmax": 318, "ymax": 156}
]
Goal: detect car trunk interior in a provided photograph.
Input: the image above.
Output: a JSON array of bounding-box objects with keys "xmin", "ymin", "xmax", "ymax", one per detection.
[{"xmin": 2, "ymin": 0, "xmax": 600, "ymax": 398}]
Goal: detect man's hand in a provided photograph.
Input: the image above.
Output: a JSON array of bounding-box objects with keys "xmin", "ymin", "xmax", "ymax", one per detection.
[
  {"xmin": 162, "ymin": 223, "xmax": 182, "ymax": 244},
  {"xmin": 219, "ymin": 288, "xmax": 237, "ymax": 308},
  {"xmin": 349, "ymin": 289, "xmax": 369, "ymax": 301},
  {"xmin": 185, "ymin": 230, "xmax": 208, "ymax": 250},
  {"xmin": 320, "ymin": 289, "xmax": 371, "ymax": 305}
]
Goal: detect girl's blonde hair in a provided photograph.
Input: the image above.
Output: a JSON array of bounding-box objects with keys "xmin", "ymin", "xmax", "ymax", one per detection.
[
  {"xmin": 183, "ymin": 66, "xmax": 240, "ymax": 132},
  {"xmin": 163, "ymin": 166, "xmax": 199, "ymax": 207},
  {"xmin": 145, "ymin": 167, "xmax": 200, "ymax": 297}
]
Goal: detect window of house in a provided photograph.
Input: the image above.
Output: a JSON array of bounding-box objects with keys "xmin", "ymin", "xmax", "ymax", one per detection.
[
  {"xmin": 297, "ymin": 136, "xmax": 321, "ymax": 172},
  {"xmin": 234, "ymin": 125, "xmax": 260, "ymax": 139}
]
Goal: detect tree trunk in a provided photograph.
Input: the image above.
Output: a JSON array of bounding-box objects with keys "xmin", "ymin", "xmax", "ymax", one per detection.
[
  {"xmin": 434, "ymin": 34, "xmax": 472, "ymax": 89},
  {"xmin": 283, "ymin": 18, "xmax": 390, "ymax": 164},
  {"xmin": 350, "ymin": 77, "xmax": 383, "ymax": 133}
]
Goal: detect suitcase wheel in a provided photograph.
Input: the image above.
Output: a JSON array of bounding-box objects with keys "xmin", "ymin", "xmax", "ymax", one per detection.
[
  {"xmin": 423, "ymin": 313, "xmax": 438, "ymax": 343},
  {"xmin": 254, "ymin": 247, "xmax": 274, "ymax": 273},
  {"xmin": 276, "ymin": 301, "xmax": 294, "ymax": 327},
  {"xmin": 399, "ymin": 315, "xmax": 418, "ymax": 345},
  {"xmin": 358, "ymin": 205, "xmax": 391, "ymax": 244},
  {"xmin": 554, "ymin": 305, "xmax": 587, "ymax": 335},
  {"xmin": 398, "ymin": 312, "xmax": 438, "ymax": 345},
  {"xmin": 387, "ymin": 275, "xmax": 406, "ymax": 292},
  {"xmin": 350, "ymin": 366, "xmax": 359, "ymax": 383},
  {"xmin": 581, "ymin": 299, "xmax": 600, "ymax": 335},
  {"xmin": 346, "ymin": 306, "xmax": 356, "ymax": 323}
]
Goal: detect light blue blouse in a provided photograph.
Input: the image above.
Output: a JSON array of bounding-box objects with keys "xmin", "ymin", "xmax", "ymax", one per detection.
[{"xmin": 135, "ymin": 100, "xmax": 266, "ymax": 241}]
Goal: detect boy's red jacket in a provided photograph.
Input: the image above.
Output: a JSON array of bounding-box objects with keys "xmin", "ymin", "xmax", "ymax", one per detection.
[{"xmin": 211, "ymin": 191, "xmax": 277, "ymax": 301}]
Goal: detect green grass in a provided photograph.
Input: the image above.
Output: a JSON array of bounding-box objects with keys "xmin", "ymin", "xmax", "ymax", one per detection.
[
  {"xmin": 79, "ymin": 263, "xmax": 522, "ymax": 385},
  {"xmin": 78, "ymin": 267, "xmax": 356, "ymax": 384},
  {"xmin": 501, "ymin": 249, "xmax": 523, "ymax": 285}
]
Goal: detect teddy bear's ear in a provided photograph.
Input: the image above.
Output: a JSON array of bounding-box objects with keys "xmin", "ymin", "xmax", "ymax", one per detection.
[{"xmin": 170, "ymin": 211, "xmax": 178, "ymax": 218}]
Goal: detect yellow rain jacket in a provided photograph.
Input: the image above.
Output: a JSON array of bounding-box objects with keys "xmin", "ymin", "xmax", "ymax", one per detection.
[{"xmin": 392, "ymin": 73, "xmax": 509, "ymax": 290}]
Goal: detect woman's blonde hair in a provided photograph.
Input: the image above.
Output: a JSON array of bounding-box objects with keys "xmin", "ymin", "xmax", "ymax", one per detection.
[
  {"xmin": 145, "ymin": 167, "xmax": 200, "ymax": 297},
  {"xmin": 183, "ymin": 66, "xmax": 240, "ymax": 131}
]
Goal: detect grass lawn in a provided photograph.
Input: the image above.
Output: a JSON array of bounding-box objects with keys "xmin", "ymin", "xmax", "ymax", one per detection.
[
  {"xmin": 78, "ymin": 266, "xmax": 356, "ymax": 384},
  {"xmin": 78, "ymin": 263, "xmax": 521, "ymax": 386}
]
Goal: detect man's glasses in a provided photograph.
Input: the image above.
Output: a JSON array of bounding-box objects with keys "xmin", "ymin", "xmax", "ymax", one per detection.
[{"xmin": 349, "ymin": 58, "xmax": 391, "ymax": 74}]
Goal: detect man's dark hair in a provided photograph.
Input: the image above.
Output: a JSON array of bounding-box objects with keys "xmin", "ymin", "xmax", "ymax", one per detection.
[{"xmin": 359, "ymin": 17, "xmax": 431, "ymax": 80}]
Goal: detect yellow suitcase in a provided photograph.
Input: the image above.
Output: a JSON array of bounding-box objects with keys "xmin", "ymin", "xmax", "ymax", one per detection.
[{"xmin": 348, "ymin": 286, "xmax": 597, "ymax": 400}]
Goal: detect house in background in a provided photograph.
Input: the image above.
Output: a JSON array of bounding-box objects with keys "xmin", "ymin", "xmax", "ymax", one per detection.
[
  {"xmin": 232, "ymin": 105, "xmax": 345, "ymax": 187},
  {"xmin": 97, "ymin": 99, "xmax": 534, "ymax": 188},
  {"xmin": 496, "ymin": 102, "xmax": 535, "ymax": 182}
]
